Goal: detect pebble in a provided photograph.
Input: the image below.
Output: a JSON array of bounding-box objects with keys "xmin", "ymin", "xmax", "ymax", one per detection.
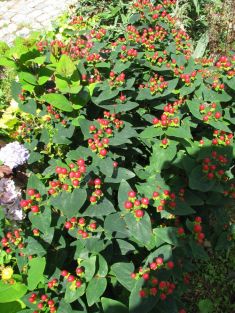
[{"xmin": 0, "ymin": 0, "xmax": 77, "ymax": 45}]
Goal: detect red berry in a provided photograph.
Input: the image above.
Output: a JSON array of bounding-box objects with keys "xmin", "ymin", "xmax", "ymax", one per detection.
[
  {"xmin": 27, "ymin": 189, "xmax": 35, "ymax": 196},
  {"xmin": 124, "ymin": 201, "xmax": 133, "ymax": 210},
  {"xmin": 31, "ymin": 205, "xmax": 39, "ymax": 213},
  {"xmin": 135, "ymin": 209, "xmax": 144, "ymax": 218},
  {"xmin": 167, "ymin": 261, "xmax": 174, "ymax": 269},
  {"xmin": 61, "ymin": 270, "xmax": 68, "ymax": 277},
  {"xmin": 100, "ymin": 149, "xmax": 107, "ymax": 157},
  {"xmin": 194, "ymin": 224, "xmax": 202, "ymax": 233},
  {"xmin": 67, "ymin": 275, "xmax": 75, "ymax": 282},
  {"xmin": 214, "ymin": 112, "xmax": 221, "ymax": 119}
]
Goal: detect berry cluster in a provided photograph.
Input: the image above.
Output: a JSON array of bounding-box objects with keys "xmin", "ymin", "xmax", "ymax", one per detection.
[
  {"xmin": 119, "ymin": 46, "xmax": 138, "ymax": 62},
  {"xmin": 69, "ymin": 15, "xmax": 85, "ymax": 26},
  {"xmin": 36, "ymin": 40, "xmax": 48, "ymax": 52},
  {"xmin": 48, "ymin": 159, "xmax": 86, "ymax": 195},
  {"xmin": 20, "ymin": 189, "xmax": 42, "ymax": 214},
  {"xmin": 153, "ymin": 105, "xmax": 180, "ymax": 129},
  {"xmin": 1, "ymin": 229, "xmax": 24, "ymax": 255},
  {"xmin": 47, "ymin": 278, "xmax": 58, "ymax": 289},
  {"xmin": 211, "ymin": 79, "xmax": 225, "ymax": 92},
  {"xmin": 88, "ymin": 112, "xmax": 124, "ymax": 158},
  {"xmin": 88, "ymin": 177, "xmax": 104, "ymax": 204},
  {"xmin": 223, "ymin": 183, "xmax": 235, "ymax": 199},
  {"xmin": 139, "ymin": 74, "xmax": 168, "ymax": 94},
  {"xmin": 215, "ymin": 55, "xmax": 233, "ymax": 71},
  {"xmin": 127, "ymin": 25, "xmax": 168, "ymax": 51},
  {"xmin": 152, "ymin": 189, "xmax": 176, "ymax": 212},
  {"xmin": 193, "ymin": 216, "xmax": 205, "ymax": 244},
  {"xmin": 86, "ymin": 53, "xmax": 102, "ymax": 64},
  {"xmin": 180, "ymin": 71, "xmax": 197, "ymax": 85},
  {"xmin": 202, "ymin": 151, "xmax": 229, "ymax": 181},
  {"xmin": 109, "ymin": 71, "xmax": 126, "ymax": 88},
  {"xmin": 124, "ymin": 191, "xmax": 150, "ymax": 219},
  {"xmin": 212, "ymin": 130, "xmax": 233, "ymax": 146},
  {"xmin": 131, "ymin": 256, "xmax": 175, "ymax": 300},
  {"xmin": 199, "ymin": 102, "xmax": 222, "ymax": 122},
  {"xmin": 145, "ymin": 51, "xmax": 168, "ymax": 66},
  {"xmin": 46, "ymin": 106, "xmax": 67, "ymax": 126},
  {"xmin": 28, "ymin": 293, "xmax": 57, "ymax": 313},
  {"xmin": 90, "ymin": 28, "xmax": 106, "ymax": 41},
  {"xmin": 64, "ymin": 217, "xmax": 98, "ymax": 239},
  {"xmin": 61, "ymin": 267, "xmax": 84, "ymax": 289}
]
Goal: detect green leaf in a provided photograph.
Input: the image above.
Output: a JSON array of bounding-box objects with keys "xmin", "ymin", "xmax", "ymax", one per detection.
[
  {"xmin": 104, "ymin": 213, "xmax": 129, "ymax": 238},
  {"xmin": 111, "ymin": 262, "xmax": 135, "ymax": 291},
  {"xmin": 50, "ymin": 189, "xmax": 87, "ymax": 218},
  {"xmin": 192, "ymin": 32, "xmax": 209, "ymax": 58},
  {"xmin": 18, "ymin": 99, "xmax": 37, "ymax": 115},
  {"xmin": 24, "ymin": 237, "xmax": 46, "ymax": 256},
  {"xmin": 105, "ymin": 167, "xmax": 135, "ymax": 183},
  {"xmin": 84, "ymin": 198, "xmax": 115, "ymax": 217},
  {"xmin": 149, "ymin": 142, "xmax": 177, "ymax": 172},
  {"xmin": 189, "ymin": 166, "xmax": 215, "ymax": 192},
  {"xmin": 129, "ymin": 279, "xmax": 157, "ymax": 313},
  {"xmin": 139, "ymin": 126, "xmax": 164, "ymax": 139},
  {"xmin": 165, "ymin": 125, "xmax": 192, "ymax": 139},
  {"xmin": 81, "ymin": 256, "xmax": 96, "ymax": 281},
  {"xmin": 41, "ymin": 94, "xmax": 73, "ymax": 112},
  {"xmin": 28, "ymin": 152, "xmax": 43, "ymax": 164},
  {"xmin": 0, "ymin": 281, "xmax": 27, "ymax": 303},
  {"xmin": 64, "ymin": 283, "xmax": 86, "ymax": 303},
  {"xmin": 118, "ymin": 180, "xmax": 132, "ymax": 211},
  {"xmin": 153, "ymin": 227, "xmax": 179, "ymax": 246},
  {"xmin": 86, "ymin": 277, "xmax": 107, "ymax": 306},
  {"xmin": 27, "ymin": 257, "xmax": 46, "ymax": 290},
  {"xmin": 27, "ymin": 174, "xmax": 46, "ymax": 195},
  {"xmin": 198, "ymin": 299, "xmax": 214, "ymax": 313},
  {"xmin": 101, "ymin": 297, "xmax": 128, "ymax": 313},
  {"xmin": 0, "ymin": 301, "xmax": 22, "ymax": 313},
  {"xmin": 124, "ymin": 212, "xmax": 152, "ymax": 245},
  {"xmin": 56, "ymin": 54, "xmax": 76, "ymax": 77}
]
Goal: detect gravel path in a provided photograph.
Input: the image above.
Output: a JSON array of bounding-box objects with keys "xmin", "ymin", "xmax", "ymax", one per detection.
[{"xmin": 0, "ymin": 0, "xmax": 77, "ymax": 45}]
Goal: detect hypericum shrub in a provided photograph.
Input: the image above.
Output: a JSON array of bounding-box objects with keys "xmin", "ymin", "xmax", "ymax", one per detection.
[{"xmin": 0, "ymin": 0, "xmax": 234, "ymax": 312}]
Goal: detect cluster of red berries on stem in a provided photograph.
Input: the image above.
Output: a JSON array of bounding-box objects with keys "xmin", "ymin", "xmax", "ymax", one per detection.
[
  {"xmin": 124, "ymin": 191, "xmax": 150, "ymax": 219},
  {"xmin": 152, "ymin": 189, "xmax": 176, "ymax": 212},
  {"xmin": 89, "ymin": 28, "xmax": 106, "ymax": 41},
  {"xmin": 223, "ymin": 183, "xmax": 235, "ymax": 199},
  {"xmin": 193, "ymin": 216, "xmax": 205, "ymax": 244},
  {"xmin": 212, "ymin": 130, "xmax": 233, "ymax": 146},
  {"xmin": 211, "ymin": 79, "xmax": 225, "ymax": 92},
  {"xmin": 119, "ymin": 47, "xmax": 138, "ymax": 62},
  {"xmin": 145, "ymin": 51, "xmax": 168, "ymax": 66},
  {"xmin": 64, "ymin": 216, "xmax": 98, "ymax": 239},
  {"xmin": 202, "ymin": 151, "xmax": 229, "ymax": 181},
  {"xmin": 139, "ymin": 74, "xmax": 168, "ymax": 94},
  {"xmin": 179, "ymin": 71, "xmax": 197, "ymax": 85},
  {"xmin": 28, "ymin": 293, "xmax": 57, "ymax": 313},
  {"xmin": 88, "ymin": 112, "xmax": 124, "ymax": 158},
  {"xmin": 109, "ymin": 71, "xmax": 126, "ymax": 88},
  {"xmin": 199, "ymin": 102, "xmax": 222, "ymax": 122},
  {"xmin": 1, "ymin": 229, "xmax": 24, "ymax": 255},
  {"xmin": 20, "ymin": 189, "xmax": 42, "ymax": 214},
  {"xmin": 61, "ymin": 268, "xmax": 84, "ymax": 289},
  {"xmin": 47, "ymin": 278, "xmax": 58, "ymax": 289},
  {"xmin": 46, "ymin": 105, "xmax": 67, "ymax": 126},
  {"xmin": 131, "ymin": 256, "xmax": 176, "ymax": 299},
  {"xmin": 48, "ymin": 159, "xmax": 86, "ymax": 195},
  {"xmin": 88, "ymin": 177, "xmax": 103, "ymax": 204}
]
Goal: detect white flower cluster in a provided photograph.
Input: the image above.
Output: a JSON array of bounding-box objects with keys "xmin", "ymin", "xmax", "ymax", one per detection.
[
  {"xmin": 0, "ymin": 141, "xmax": 30, "ymax": 169},
  {"xmin": 0, "ymin": 178, "xmax": 24, "ymax": 221}
]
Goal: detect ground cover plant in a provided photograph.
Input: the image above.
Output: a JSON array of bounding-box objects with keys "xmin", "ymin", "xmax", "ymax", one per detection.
[{"xmin": 0, "ymin": 0, "xmax": 234, "ymax": 312}]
